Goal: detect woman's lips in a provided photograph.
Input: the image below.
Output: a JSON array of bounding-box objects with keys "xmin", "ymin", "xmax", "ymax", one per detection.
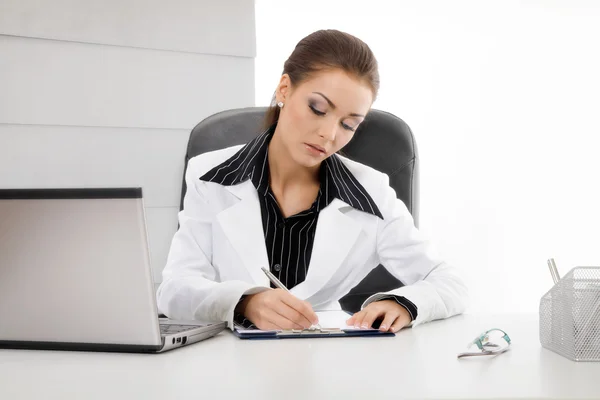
[{"xmin": 304, "ymin": 143, "xmax": 327, "ymax": 156}]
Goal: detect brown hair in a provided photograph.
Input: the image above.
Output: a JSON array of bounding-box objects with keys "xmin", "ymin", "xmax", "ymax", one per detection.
[{"xmin": 264, "ymin": 29, "xmax": 380, "ymax": 128}]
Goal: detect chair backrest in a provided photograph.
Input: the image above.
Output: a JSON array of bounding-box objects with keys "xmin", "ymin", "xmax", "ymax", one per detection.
[{"xmin": 181, "ymin": 107, "xmax": 419, "ymax": 312}]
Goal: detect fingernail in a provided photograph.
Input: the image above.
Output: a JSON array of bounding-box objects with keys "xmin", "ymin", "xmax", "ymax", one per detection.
[
  {"xmin": 380, "ymin": 324, "xmax": 388, "ymax": 331},
  {"xmin": 361, "ymin": 324, "xmax": 368, "ymax": 329}
]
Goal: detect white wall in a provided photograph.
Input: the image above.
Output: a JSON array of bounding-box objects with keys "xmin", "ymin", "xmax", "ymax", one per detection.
[
  {"xmin": 255, "ymin": 0, "xmax": 600, "ymax": 314},
  {"xmin": 0, "ymin": 0, "xmax": 256, "ymax": 283}
]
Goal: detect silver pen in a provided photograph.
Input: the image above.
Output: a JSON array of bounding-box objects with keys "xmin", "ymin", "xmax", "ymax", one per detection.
[
  {"xmin": 260, "ymin": 267, "xmax": 321, "ymax": 330},
  {"xmin": 547, "ymin": 258, "xmax": 561, "ymax": 284}
]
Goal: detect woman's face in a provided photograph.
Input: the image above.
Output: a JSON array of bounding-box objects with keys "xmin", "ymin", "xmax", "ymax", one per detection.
[{"xmin": 275, "ymin": 69, "xmax": 373, "ymax": 168}]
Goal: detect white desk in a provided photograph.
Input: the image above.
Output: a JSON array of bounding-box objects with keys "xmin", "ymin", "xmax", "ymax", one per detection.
[{"xmin": 1, "ymin": 313, "xmax": 599, "ymax": 399}]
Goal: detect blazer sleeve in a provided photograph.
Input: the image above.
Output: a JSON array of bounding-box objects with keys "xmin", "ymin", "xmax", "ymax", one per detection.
[
  {"xmin": 365, "ymin": 173, "xmax": 469, "ymax": 327},
  {"xmin": 156, "ymin": 160, "xmax": 268, "ymax": 329}
]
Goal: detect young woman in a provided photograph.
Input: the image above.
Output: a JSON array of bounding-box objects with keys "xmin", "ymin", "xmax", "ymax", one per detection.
[{"xmin": 157, "ymin": 29, "xmax": 468, "ymax": 333}]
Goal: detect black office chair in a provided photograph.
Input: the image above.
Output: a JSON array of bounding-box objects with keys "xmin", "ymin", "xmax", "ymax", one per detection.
[{"xmin": 180, "ymin": 107, "xmax": 419, "ymax": 312}]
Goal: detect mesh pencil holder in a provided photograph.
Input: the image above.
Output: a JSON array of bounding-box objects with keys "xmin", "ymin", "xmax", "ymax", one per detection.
[{"xmin": 540, "ymin": 266, "xmax": 600, "ymax": 361}]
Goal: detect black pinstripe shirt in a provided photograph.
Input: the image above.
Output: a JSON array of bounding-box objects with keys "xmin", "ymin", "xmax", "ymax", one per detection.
[{"xmin": 200, "ymin": 126, "xmax": 417, "ymax": 325}]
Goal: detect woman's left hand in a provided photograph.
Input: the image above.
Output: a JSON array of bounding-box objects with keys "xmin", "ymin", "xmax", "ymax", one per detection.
[{"xmin": 346, "ymin": 300, "xmax": 412, "ymax": 333}]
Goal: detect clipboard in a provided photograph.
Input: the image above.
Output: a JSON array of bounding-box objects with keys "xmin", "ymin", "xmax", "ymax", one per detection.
[
  {"xmin": 232, "ymin": 310, "xmax": 395, "ymax": 339},
  {"xmin": 233, "ymin": 327, "xmax": 395, "ymax": 339}
]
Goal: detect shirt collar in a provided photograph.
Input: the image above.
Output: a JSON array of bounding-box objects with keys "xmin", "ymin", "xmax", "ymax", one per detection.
[
  {"xmin": 199, "ymin": 126, "xmax": 272, "ymax": 194},
  {"xmin": 199, "ymin": 126, "xmax": 383, "ymax": 219},
  {"xmin": 321, "ymin": 155, "xmax": 383, "ymax": 219}
]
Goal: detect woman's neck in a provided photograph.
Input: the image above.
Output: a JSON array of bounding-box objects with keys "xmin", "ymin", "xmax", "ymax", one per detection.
[{"xmin": 267, "ymin": 127, "xmax": 320, "ymax": 192}]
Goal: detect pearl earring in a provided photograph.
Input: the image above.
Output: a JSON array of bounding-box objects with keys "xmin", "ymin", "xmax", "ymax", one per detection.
[{"xmin": 277, "ymin": 101, "xmax": 284, "ymax": 108}]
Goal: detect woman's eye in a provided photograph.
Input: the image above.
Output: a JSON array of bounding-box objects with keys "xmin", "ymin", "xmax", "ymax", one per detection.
[
  {"xmin": 309, "ymin": 104, "xmax": 326, "ymax": 116},
  {"xmin": 309, "ymin": 103, "xmax": 355, "ymax": 132},
  {"xmin": 341, "ymin": 122, "xmax": 355, "ymax": 132}
]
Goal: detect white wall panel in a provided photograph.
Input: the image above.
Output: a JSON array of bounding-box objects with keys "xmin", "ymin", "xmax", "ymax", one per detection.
[
  {"xmin": 0, "ymin": 35, "xmax": 254, "ymax": 129},
  {"xmin": 145, "ymin": 207, "xmax": 179, "ymax": 283},
  {"xmin": 0, "ymin": 0, "xmax": 256, "ymax": 57},
  {"xmin": 1, "ymin": 1, "xmax": 256, "ymax": 283},
  {"xmin": 0, "ymin": 124, "xmax": 190, "ymax": 208}
]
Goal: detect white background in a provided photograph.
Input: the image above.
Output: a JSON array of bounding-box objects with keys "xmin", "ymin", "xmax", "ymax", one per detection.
[{"xmin": 255, "ymin": 0, "xmax": 600, "ymax": 313}]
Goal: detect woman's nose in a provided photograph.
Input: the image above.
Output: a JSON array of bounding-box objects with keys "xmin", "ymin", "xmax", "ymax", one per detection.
[{"xmin": 318, "ymin": 121, "xmax": 337, "ymax": 141}]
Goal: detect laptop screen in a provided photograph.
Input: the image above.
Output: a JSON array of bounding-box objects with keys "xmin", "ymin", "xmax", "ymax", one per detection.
[{"xmin": 0, "ymin": 188, "xmax": 162, "ymax": 346}]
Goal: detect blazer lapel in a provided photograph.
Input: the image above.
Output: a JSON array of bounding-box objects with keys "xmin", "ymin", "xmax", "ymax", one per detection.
[
  {"xmin": 215, "ymin": 181, "xmax": 270, "ymax": 287},
  {"xmin": 216, "ymin": 186, "xmax": 364, "ymax": 298},
  {"xmin": 291, "ymin": 199, "xmax": 363, "ymax": 301}
]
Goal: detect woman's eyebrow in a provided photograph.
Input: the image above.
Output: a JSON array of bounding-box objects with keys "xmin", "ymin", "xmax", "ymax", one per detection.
[{"xmin": 312, "ymin": 91, "xmax": 365, "ymax": 118}]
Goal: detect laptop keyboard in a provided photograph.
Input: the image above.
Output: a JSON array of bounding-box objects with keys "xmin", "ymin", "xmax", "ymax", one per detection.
[{"xmin": 159, "ymin": 324, "xmax": 200, "ymax": 335}]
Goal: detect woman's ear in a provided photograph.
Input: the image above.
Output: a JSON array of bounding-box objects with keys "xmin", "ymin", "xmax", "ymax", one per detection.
[{"xmin": 275, "ymin": 74, "xmax": 292, "ymax": 104}]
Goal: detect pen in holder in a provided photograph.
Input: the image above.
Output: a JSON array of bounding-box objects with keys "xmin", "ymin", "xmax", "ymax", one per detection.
[{"xmin": 539, "ymin": 262, "xmax": 600, "ymax": 362}]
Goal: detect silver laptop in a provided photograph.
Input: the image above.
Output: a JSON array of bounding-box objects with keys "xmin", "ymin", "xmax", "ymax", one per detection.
[{"xmin": 0, "ymin": 188, "xmax": 226, "ymax": 353}]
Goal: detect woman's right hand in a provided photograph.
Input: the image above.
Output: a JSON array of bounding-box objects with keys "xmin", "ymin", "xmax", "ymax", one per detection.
[{"xmin": 238, "ymin": 289, "xmax": 319, "ymax": 330}]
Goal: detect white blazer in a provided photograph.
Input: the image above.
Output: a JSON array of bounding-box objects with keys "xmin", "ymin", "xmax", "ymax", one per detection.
[{"xmin": 156, "ymin": 145, "xmax": 468, "ymax": 329}]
